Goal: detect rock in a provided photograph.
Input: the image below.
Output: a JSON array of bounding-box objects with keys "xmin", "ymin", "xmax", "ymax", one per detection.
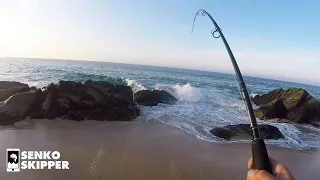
[
  {"xmin": 115, "ymin": 85, "xmax": 134, "ymax": 104},
  {"xmin": 285, "ymin": 106, "xmax": 307, "ymax": 123},
  {"xmin": 0, "ymin": 80, "xmax": 140, "ymax": 125},
  {"xmin": 84, "ymin": 87, "xmax": 105, "ymax": 106},
  {"xmin": 210, "ymin": 124, "xmax": 284, "ymax": 140},
  {"xmin": 270, "ymin": 119, "xmax": 293, "ymax": 123},
  {"xmin": 84, "ymin": 80, "xmax": 115, "ymax": 97},
  {"xmin": 252, "ymin": 88, "xmax": 307, "ymax": 109},
  {"xmin": 64, "ymin": 110, "xmax": 84, "ymax": 121},
  {"xmin": 252, "ymin": 88, "xmax": 320, "ymax": 126},
  {"xmin": 210, "ymin": 127, "xmax": 236, "ymax": 140},
  {"xmin": 0, "ymin": 81, "xmax": 30, "ymax": 101},
  {"xmin": 254, "ymin": 99, "xmax": 287, "ymax": 120},
  {"xmin": 0, "ymin": 91, "xmax": 39, "ymax": 125},
  {"xmin": 42, "ymin": 83, "xmax": 61, "ymax": 119},
  {"xmin": 0, "ymin": 81, "xmax": 28, "ymax": 89},
  {"xmin": 41, "ymin": 80, "xmax": 139, "ymax": 121},
  {"xmin": 103, "ymin": 106, "xmax": 140, "ymax": 121},
  {"xmin": 311, "ymin": 121, "xmax": 320, "ymax": 127},
  {"xmin": 134, "ymin": 90, "xmax": 177, "ymax": 106},
  {"xmin": 112, "ymin": 94, "xmax": 132, "ymax": 106},
  {"xmin": 26, "ymin": 90, "xmax": 46, "ymax": 119}
]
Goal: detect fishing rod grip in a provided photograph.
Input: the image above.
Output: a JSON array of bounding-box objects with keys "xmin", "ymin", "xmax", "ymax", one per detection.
[{"xmin": 252, "ymin": 138, "xmax": 273, "ymax": 174}]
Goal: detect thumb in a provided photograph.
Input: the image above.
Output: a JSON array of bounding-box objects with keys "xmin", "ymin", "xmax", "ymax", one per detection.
[{"xmin": 246, "ymin": 169, "xmax": 275, "ymax": 180}]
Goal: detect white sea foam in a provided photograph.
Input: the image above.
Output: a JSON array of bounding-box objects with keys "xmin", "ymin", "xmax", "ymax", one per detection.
[
  {"xmin": 125, "ymin": 79, "xmax": 146, "ymax": 93},
  {"xmin": 138, "ymin": 82, "xmax": 320, "ymax": 149},
  {"xmin": 230, "ymin": 103, "xmax": 246, "ymax": 111},
  {"xmin": 155, "ymin": 83, "xmax": 203, "ymax": 102},
  {"xmin": 1, "ymin": 59, "xmax": 320, "ymax": 149},
  {"xmin": 250, "ymin": 93, "xmax": 258, "ymax": 98},
  {"xmin": 173, "ymin": 83, "xmax": 203, "ymax": 102}
]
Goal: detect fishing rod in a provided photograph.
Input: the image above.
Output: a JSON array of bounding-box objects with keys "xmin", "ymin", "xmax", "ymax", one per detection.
[{"xmin": 192, "ymin": 9, "xmax": 272, "ymax": 174}]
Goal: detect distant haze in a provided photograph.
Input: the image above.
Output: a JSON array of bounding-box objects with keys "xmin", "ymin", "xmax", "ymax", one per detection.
[{"xmin": 0, "ymin": 0, "xmax": 319, "ymax": 86}]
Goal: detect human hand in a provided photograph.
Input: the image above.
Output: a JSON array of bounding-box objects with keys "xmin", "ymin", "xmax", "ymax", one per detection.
[{"xmin": 246, "ymin": 157, "xmax": 295, "ymax": 180}]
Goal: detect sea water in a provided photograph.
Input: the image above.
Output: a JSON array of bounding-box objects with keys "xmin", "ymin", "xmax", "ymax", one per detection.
[{"xmin": 1, "ymin": 58, "xmax": 319, "ymax": 149}]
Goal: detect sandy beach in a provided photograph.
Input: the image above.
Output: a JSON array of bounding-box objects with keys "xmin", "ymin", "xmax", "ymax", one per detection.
[{"xmin": 0, "ymin": 119, "xmax": 319, "ymax": 180}]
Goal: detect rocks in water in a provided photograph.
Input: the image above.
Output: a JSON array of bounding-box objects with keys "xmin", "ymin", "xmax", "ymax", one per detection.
[
  {"xmin": 0, "ymin": 80, "xmax": 140, "ymax": 125},
  {"xmin": 26, "ymin": 90, "xmax": 47, "ymax": 119},
  {"xmin": 42, "ymin": 80, "xmax": 140, "ymax": 121},
  {"xmin": 252, "ymin": 88, "xmax": 308, "ymax": 109},
  {"xmin": 252, "ymin": 88, "xmax": 320, "ymax": 126},
  {"xmin": 134, "ymin": 90, "xmax": 177, "ymax": 106},
  {"xmin": 0, "ymin": 81, "xmax": 30, "ymax": 102},
  {"xmin": 255, "ymin": 99, "xmax": 287, "ymax": 120},
  {"xmin": 210, "ymin": 124, "xmax": 284, "ymax": 140}
]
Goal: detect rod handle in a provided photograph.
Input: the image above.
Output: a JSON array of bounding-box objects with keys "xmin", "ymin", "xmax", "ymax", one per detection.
[{"xmin": 252, "ymin": 138, "xmax": 273, "ymax": 174}]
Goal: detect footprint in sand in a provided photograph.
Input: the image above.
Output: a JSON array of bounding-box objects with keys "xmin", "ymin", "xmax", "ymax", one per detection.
[
  {"xmin": 170, "ymin": 160, "xmax": 179, "ymax": 180},
  {"xmin": 77, "ymin": 145, "xmax": 105, "ymax": 180}
]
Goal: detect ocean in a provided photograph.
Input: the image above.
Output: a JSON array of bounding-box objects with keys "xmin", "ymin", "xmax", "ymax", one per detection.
[{"xmin": 1, "ymin": 58, "xmax": 320, "ymax": 149}]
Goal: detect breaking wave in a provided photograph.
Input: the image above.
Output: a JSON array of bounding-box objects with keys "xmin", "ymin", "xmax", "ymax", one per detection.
[
  {"xmin": 131, "ymin": 80, "xmax": 320, "ymax": 149},
  {"xmin": 125, "ymin": 79, "xmax": 147, "ymax": 93},
  {"xmin": 1, "ymin": 58, "xmax": 319, "ymax": 149},
  {"xmin": 154, "ymin": 83, "xmax": 203, "ymax": 102}
]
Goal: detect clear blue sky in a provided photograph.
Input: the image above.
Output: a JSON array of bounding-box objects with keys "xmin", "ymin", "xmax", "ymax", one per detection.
[{"xmin": 0, "ymin": 0, "xmax": 319, "ymax": 85}]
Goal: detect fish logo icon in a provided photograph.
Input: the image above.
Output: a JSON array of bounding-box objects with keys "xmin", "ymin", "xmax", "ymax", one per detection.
[{"xmin": 6, "ymin": 149, "xmax": 20, "ymax": 172}]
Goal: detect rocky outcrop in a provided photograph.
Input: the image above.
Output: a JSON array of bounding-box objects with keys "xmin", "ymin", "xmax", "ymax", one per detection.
[
  {"xmin": 254, "ymin": 99, "xmax": 287, "ymax": 120},
  {"xmin": 210, "ymin": 124, "xmax": 284, "ymax": 140},
  {"xmin": 0, "ymin": 81, "xmax": 30, "ymax": 102},
  {"xmin": 0, "ymin": 90, "xmax": 41, "ymax": 125},
  {"xmin": 0, "ymin": 80, "xmax": 140, "ymax": 125},
  {"xmin": 252, "ymin": 88, "xmax": 320, "ymax": 126},
  {"xmin": 134, "ymin": 90, "xmax": 177, "ymax": 106}
]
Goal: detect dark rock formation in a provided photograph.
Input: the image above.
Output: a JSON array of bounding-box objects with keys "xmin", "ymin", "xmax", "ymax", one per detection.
[
  {"xmin": 252, "ymin": 88, "xmax": 320, "ymax": 126},
  {"xmin": 0, "ymin": 81, "xmax": 30, "ymax": 101},
  {"xmin": 0, "ymin": 90, "xmax": 40, "ymax": 125},
  {"xmin": 311, "ymin": 121, "xmax": 320, "ymax": 127},
  {"xmin": 134, "ymin": 90, "xmax": 177, "ymax": 106},
  {"xmin": 210, "ymin": 124, "xmax": 284, "ymax": 140},
  {"xmin": 255, "ymin": 99, "xmax": 287, "ymax": 120},
  {"xmin": 0, "ymin": 80, "xmax": 140, "ymax": 125}
]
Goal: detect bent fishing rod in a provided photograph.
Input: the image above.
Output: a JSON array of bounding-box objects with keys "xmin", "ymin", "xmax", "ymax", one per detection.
[{"xmin": 192, "ymin": 9, "xmax": 272, "ymax": 173}]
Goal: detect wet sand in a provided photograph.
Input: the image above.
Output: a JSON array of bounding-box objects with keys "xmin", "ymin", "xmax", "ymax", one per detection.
[{"xmin": 0, "ymin": 119, "xmax": 319, "ymax": 180}]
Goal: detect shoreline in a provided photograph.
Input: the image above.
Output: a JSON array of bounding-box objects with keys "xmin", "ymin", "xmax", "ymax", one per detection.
[{"xmin": 0, "ymin": 119, "xmax": 319, "ymax": 180}]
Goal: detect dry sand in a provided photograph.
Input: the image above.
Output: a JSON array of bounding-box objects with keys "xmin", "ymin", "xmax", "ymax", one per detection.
[{"xmin": 0, "ymin": 119, "xmax": 319, "ymax": 180}]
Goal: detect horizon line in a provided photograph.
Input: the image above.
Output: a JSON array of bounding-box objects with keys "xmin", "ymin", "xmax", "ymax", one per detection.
[{"xmin": 1, "ymin": 56, "xmax": 319, "ymax": 88}]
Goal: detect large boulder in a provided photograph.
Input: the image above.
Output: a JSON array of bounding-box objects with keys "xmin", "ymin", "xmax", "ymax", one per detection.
[
  {"xmin": 134, "ymin": 90, "xmax": 177, "ymax": 106},
  {"xmin": 41, "ymin": 80, "xmax": 140, "ymax": 121},
  {"xmin": 210, "ymin": 124, "xmax": 284, "ymax": 140},
  {"xmin": 252, "ymin": 88, "xmax": 320, "ymax": 125},
  {"xmin": 252, "ymin": 88, "xmax": 309, "ymax": 109},
  {"xmin": 0, "ymin": 80, "xmax": 141, "ymax": 125},
  {"xmin": 0, "ymin": 81, "xmax": 30, "ymax": 101},
  {"xmin": 0, "ymin": 90, "xmax": 41, "ymax": 125},
  {"xmin": 254, "ymin": 99, "xmax": 287, "ymax": 120}
]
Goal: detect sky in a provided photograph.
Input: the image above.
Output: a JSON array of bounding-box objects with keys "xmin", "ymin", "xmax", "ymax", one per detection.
[{"xmin": 0, "ymin": 0, "xmax": 319, "ymax": 85}]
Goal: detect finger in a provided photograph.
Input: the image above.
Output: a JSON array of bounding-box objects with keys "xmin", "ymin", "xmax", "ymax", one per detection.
[
  {"xmin": 246, "ymin": 169, "xmax": 275, "ymax": 180},
  {"xmin": 248, "ymin": 157, "xmax": 253, "ymax": 169},
  {"xmin": 269, "ymin": 157, "xmax": 294, "ymax": 178},
  {"xmin": 269, "ymin": 157, "xmax": 286, "ymax": 176},
  {"xmin": 249, "ymin": 156, "xmax": 282, "ymax": 174}
]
